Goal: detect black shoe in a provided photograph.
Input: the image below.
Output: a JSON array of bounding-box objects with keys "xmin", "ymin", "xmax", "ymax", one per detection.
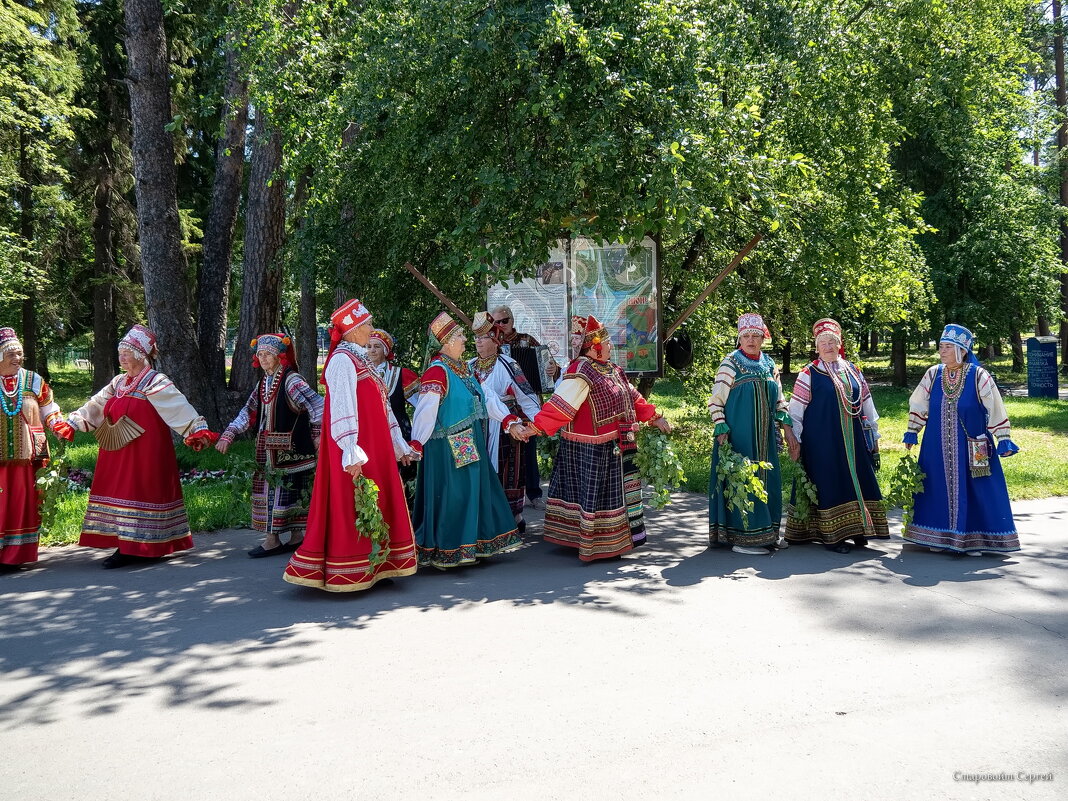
[
  {"xmin": 248, "ymin": 543, "xmax": 290, "ymax": 558},
  {"xmin": 101, "ymin": 549, "xmax": 140, "ymax": 569},
  {"xmin": 825, "ymin": 543, "xmax": 852, "ymax": 554},
  {"xmin": 0, "ymin": 563, "xmax": 24, "ymax": 573},
  {"xmin": 516, "ymin": 520, "xmax": 526, "ymax": 534}
]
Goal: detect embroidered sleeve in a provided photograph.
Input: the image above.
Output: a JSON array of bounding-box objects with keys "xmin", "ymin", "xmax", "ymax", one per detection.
[
  {"xmin": 707, "ymin": 357, "xmax": 736, "ymax": 435},
  {"xmin": 220, "ymin": 388, "xmax": 259, "ymax": 444},
  {"xmin": 976, "ymin": 367, "xmax": 1012, "ymax": 441},
  {"xmin": 512, "ymin": 373, "xmax": 542, "ymax": 421},
  {"xmin": 286, "ymin": 373, "xmax": 325, "ymax": 425},
  {"xmin": 409, "ymin": 389, "xmax": 440, "ymax": 445},
  {"xmin": 906, "ymin": 366, "xmax": 938, "ymax": 434},
  {"xmin": 144, "ymin": 374, "xmax": 208, "ymax": 437},
  {"xmin": 532, "ymin": 373, "xmax": 589, "ymax": 436},
  {"xmin": 33, "ymin": 377, "xmax": 63, "ymax": 430},
  {"xmin": 787, "ymin": 366, "xmax": 813, "ymax": 442},
  {"xmin": 772, "ymin": 365, "xmax": 792, "ymax": 427},
  {"xmin": 419, "ymin": 365, "xmax": 448, "ymax": 397},
  {"xmin": 68, "ymin": 377, "xmax": 118, "ymax": 432},
  {"xmin": 628, "ymin": 376, "xmax": 660, "ymax": 423},
  {"xmin": 325, "ymin": 354, "xmax": 368, "ymax": 468}
]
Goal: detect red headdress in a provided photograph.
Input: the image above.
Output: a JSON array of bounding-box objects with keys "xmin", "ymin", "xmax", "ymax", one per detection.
[
  {"xmin": 579, "ymin": 314, "xmax": 610, "ymax": 360},
  {"xmin": 369, "ymin": 328, "xmax": 396, "ymax": 361},
  {"xmin": 812, "ymin": 318, "xmax": 845, "ymax": 358},
  {"xmin": 327, "ymin": 299, "xmax": 372, "ymax": 354}
]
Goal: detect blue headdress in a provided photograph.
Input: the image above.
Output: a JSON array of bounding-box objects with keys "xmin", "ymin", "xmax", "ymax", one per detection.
[{"xmin": 939, "ymin": 324, "xmax": 980, "ymax": 366}]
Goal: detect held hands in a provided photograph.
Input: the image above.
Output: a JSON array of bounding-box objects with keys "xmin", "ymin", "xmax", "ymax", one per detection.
[
  {"xmin": 651, "ymin": 417, "xmax": 672, "ymax": 434},
  {"xmin": 54, "ymin": 421, "xmax": 75, "ymax": 442},
  {"xmin": 215, "ymin": 438, "xmax": 230, "ymax": 454},
  {"xmin": 184, "ymin": 430, "xmax": 220, "ymax": 452}
]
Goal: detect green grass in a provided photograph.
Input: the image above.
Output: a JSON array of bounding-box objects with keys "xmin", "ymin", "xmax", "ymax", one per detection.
[{"xmin": 29, "ymin": 362, "xmax": 1068, "ymax": 547}]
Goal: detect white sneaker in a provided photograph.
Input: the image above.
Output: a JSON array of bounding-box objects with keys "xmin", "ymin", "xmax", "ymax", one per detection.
[
  {"xmin": 929, "ymin": 547, "xmax": 946, "ymax": 553},
  {"xmin": 773, "ymin": 538, "xmax": 790, "ymax": 550},
  {"xmin": 732, "ymin": 545, "xmax": 771, "ymax": 555},
  {"xmin": 965, "ymin": 551, "xmax": 983, "ymax": 557},
  {"xmin": 527, "ymin": 497, "xmax": 545, "ymax": 510}
]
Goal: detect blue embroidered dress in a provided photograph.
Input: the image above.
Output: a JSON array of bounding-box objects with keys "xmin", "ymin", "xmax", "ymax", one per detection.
[
  {"xmin": 707, "ymin": 351, "xmax": 792, "ymax": 547},
  {"xmin": 902, "ymin": 364, "xmax": 1020, "ymax": 553}
]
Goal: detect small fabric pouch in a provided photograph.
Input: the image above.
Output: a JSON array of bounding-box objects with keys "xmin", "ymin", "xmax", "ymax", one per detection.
[
  {"xmin": 447, "ymin": 427, "xmax": 480, "ymax": 468},
  {"xmin": 29, "ymin": 424, "xmax": 47, "ymax": 458},
  {"xmin": 966, "ymin": 434, "xmax": 991, "ymax": 478},
  {"xmin": 261, "ymin": 431, "xmax": 293, "ymax": 451}
]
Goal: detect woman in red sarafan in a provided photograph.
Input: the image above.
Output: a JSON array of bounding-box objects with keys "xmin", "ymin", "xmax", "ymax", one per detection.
[
  {"xmin": 0, "ymin": 327, "xmax": 70, "ymax": 570},
  {"xmin": 283, "ymin": 299, "xmax": 418, "ymax": 592},
  {"xmin": 64, "ymin": 325, "xmax": 217, "ymax": 569}
]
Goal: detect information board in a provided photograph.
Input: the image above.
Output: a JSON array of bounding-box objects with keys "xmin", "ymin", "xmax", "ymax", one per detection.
[{"xmin": 1026, "ymin": 337, "xmax": 1059, "ymax": 399}]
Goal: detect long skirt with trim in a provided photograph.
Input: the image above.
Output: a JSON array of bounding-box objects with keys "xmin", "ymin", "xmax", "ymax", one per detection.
[
  {"xmin": 544, "ymin": 438, "xmax": 645, "ymax": 561},
  {"xmin": 0, "ymin": 461, "xmax": 42, "ymax": 565},
  {"xmin": 412, "ymin": 419, "xmax": 521, "ymax": 569},
  {"xmin": 251, "ymin": 434, "xmax": 313, "ymax": 537},
  {"xmin": 79, "ymin": 393, "xmax": 193, "ymax": 557},
  {"xmin": 903, "ymin": 377, "xmax": 1019, "ymax": 552},
  {"xmin": 284, "ymin": 378, "xmax": 417, "ymax": 592},
  {"xmin": 497, "ymin": 434, "xmax": 527, "ymax": 521}
]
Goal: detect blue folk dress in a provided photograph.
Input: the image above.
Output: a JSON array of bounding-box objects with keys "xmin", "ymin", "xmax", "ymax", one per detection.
[{"xmin": 903, "ymin": 364, "xmax": 1020, "ymax": 553}]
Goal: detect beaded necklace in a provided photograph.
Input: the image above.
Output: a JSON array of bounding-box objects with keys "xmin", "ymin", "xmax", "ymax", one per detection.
[
  {"xmin": 0, "ymin": 370, "xmax": 25, "ymax": 418},
  {"xmin": 473, "ymin": 354, "xmax": 498, "ymax": 382},
  {"xmin": 114, "ymin": 364, "xmax": 151, "ymax": 399},
  {"xmin": 940, "ymin": 363, "xmax": 969, "ymax": 402},
  {"xmin": 438, "ymin": 353, "xmax": 471, "ymax": 378},
  {"xmin": 730, "ymin": 350, "xmax": 771, "ymax": 378},
  {"xmin": 259, "ymin": 369, "xmax": 283, "ymax": 405},
  {"xmin": 821, "ymin": 358, "xmax": 863, "ymax": 418}
]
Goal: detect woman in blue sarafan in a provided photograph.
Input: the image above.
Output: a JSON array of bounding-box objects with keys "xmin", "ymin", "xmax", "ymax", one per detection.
[
  {"xmin": 707, "ymin": 313, "xmax": 798, "ymax": 555},
  {"xmin": 902, "ymin": 324, "xmax": 1021, "ymax": 556}
]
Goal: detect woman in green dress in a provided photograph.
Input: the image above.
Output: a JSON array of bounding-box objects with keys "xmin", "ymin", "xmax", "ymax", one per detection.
[
  {"xmin": 707, "ymin": 313, "xmax": 798, "ymax": 555},
  {"xmin": 407, "ymin": 312, "xmax": 526, "ymax": 569}
]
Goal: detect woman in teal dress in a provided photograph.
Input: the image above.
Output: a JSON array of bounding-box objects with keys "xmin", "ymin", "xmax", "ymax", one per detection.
[
  {"xmin": 407, "ymin": 312, "xmax": 525, "ymax": 569},
  {"xmin": 707, "ymin": 313, "xmax": 798, "ymax": 554}
]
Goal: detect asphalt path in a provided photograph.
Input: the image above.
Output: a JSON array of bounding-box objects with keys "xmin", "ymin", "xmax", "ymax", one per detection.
[{"xmin": 2, "ymin": 493, "xmax": 1065, "ymax": 801}]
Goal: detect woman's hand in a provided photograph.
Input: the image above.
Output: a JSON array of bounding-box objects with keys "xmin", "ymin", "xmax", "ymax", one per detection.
[
  {"xmin": 53, "ymin": 421, "xmax": 75, "ymax": 442},
  {"xmin": 651, "ymin": 417, "xmax": 672, "ymax": 434},
  {"xmin": 215, "ymin": 438, "xmax": 230, "ymax": 454},
  {"xmin": 345, "ymin": 462, "xmax": 363, "ymax": 478},
  {"xmin": 716, "ymin": 432, "xmax": 728, "ymax": 446}
]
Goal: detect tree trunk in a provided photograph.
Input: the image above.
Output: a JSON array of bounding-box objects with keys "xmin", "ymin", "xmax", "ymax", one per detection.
[
  {"xmin": 123, "ymin": 0, "xmax": 217, "ymax": 422},
  {"xmin": 1010, "ymin": 331, "xmax": 1025, "ymax": 372},
  {"xmin": 891, "ymin": 324, "xmax": 907, "ymax": 387},
  {"xmin": 781, "ymin": 336, "xmax": 792, "ymax": 375},
  {"xmin": 196, "ymin": 25, "xmax": 248, "ymax": 391},
  {"xmin": 91, "ymin": 168, "xmax": 119, "ymax": 390},
  {"xmin": 291, "ymin": 169, "xmax": 318, "ymax": 379},
  {"xmin": 229, "ymin": 111, "xmax": 285, "ymax": 395},
  {"xmin": 992, "ymin": 340, "xmax": 1003, "ymax": 357},
  {"xmin": 870, "ymin": 330, "xmax": 879, "ymax": 355},
  {"xmin": 1037, "ymin": 315, "xmax": 1051, "ymax": 336},
  {"xmin": 18, "ymin": 128, "xmax": 40, "ymax": 374},
  {"xmin": 1055, "ymin": 0, "xmax": 1068, "ymax": 374}
]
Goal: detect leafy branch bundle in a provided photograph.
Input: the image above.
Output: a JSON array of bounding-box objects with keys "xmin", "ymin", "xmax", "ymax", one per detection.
[
  {"xmin": 883, "ymin": 451, "xmax": 925, "ymax": 526},
  {"xmin": 790, "ymin": 465, "xmax": 819, "ymax": 523},
  {"xmin": 715, "ymin": 440, "xmax": 772, "ymax": 525},
  {"xmin": 635, "ymin": 427, "xmax": 686, "ymax": 509},
  {"xmin": 354, "ymin": 475, "xmax": 391, "ymax": 567},
  {"xmin": 35, "ymin": 441, "xmax": 70, "ymax": 533}
]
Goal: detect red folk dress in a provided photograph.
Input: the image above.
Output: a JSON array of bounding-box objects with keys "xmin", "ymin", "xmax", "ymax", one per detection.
[
  {"xmin": 532, "ymin": 356, "xmax": 661, "ymax": 561},
  {"xmin": 0, "ymin": 369, "xmax": 63, "ymax": 565},
  {"xmin": 284, "ymin": 343, "xmax": 417, "ymax": 592},
  {"xmin": 69, "ymin": 368, "xmax": 209, "ymax": 557}
]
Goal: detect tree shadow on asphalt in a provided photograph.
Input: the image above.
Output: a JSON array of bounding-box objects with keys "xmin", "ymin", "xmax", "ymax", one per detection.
[{"xmin": 2, "ymin": 492, "xmax": 1063, "ymax": 727}]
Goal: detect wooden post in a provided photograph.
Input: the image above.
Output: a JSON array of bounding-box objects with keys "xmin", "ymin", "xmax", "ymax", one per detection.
[
  {"xmin": 664, "ymin": 234, "xmax": 763, "ymax": 339},
  {"xmin": 403, "ymin": 262, "xmax": 472, "ymax": 327}
]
